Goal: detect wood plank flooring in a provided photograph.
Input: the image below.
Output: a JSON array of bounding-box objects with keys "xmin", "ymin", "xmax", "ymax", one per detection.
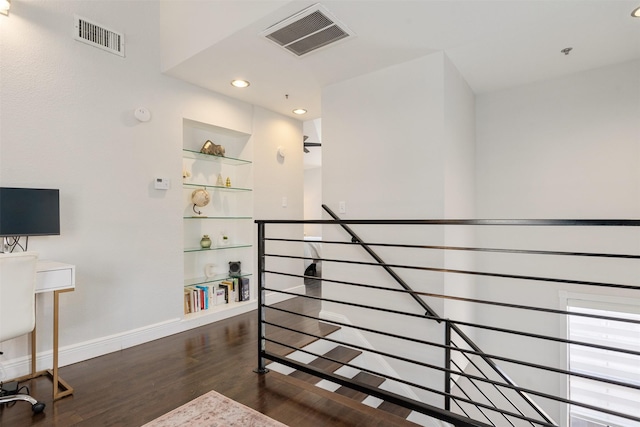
[{"xmin": 0, "ymin": 281, "xmax": 418, "ymax": 427}]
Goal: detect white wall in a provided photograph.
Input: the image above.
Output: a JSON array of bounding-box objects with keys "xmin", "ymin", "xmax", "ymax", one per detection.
[
  {"xmin": 476, "ymin": 60, "xmax": 640, "ymax": 219},
  {"xmin": 0, "ymin": 1, "xmax": 302, "ymax": 375},
  {"xmin": 473, "ymin": 60, "xmax": 640, "ymax": 422},
  {"xmin": 320, "ymin": 54, "xmax": 639, "ymax": 419},
  {"xmin": 304, "ymin": 167, "xmax": 322, "ymax": 237},
  {"xmin": 303, "ymin": 118, "xmax": 323, "ymax": 237},
  {"xmin": 252, "ymin": 106, "xmax": 304, "ymax": 295},
  {"xmin": 321, "ymin": 52, "xmax": 476, "ymax": 405},
  {"xmin": 442, "ymin": 55, "xmax": 477, "ymax": 356}
]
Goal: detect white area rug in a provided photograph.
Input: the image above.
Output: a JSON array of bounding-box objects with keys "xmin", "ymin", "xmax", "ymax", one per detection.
[{"xmin": 143, "ymin": 390, "xmax": 288, "ymax": 427}]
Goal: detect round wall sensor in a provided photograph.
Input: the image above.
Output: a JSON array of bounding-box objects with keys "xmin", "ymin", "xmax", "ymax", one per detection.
[{"xmin": 134, "ymin": 107, "xmax": 151, "ymax": 122}]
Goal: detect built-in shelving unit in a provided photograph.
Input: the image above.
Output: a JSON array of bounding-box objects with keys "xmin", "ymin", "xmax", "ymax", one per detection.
[{"xmin": 182, "ymin": 118, "xmax": 254, "ymax": 322}]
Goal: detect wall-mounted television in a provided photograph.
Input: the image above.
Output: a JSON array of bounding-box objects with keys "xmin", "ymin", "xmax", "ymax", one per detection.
[{"xmin": 0, "ymin": 187, "xmax": 60, "ymax": 237}]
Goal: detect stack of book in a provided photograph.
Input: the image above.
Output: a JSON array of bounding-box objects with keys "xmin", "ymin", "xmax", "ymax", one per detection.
[{"xmin": 183, "ymin": 277, "xmax": 250, "ymax": 315}]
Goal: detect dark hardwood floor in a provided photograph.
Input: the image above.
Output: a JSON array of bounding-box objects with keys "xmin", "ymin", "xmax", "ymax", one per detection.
[{"xmin": 1, "ymin": 279, "xmax": 418, "ymax": 426}]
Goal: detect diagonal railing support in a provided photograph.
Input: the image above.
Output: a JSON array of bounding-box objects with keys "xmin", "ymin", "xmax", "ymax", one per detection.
[
  {"xmin": 322, "ymin": 204, "xmax": 437, "ymax": 317},
  {"xmin": 321, "ymin": 205, "xmax": 557, "ymax": 426}
]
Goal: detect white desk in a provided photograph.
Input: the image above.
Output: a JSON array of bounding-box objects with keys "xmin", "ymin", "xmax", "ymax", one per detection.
[
  {"xmin": 36, "ymin": 261, "xmax": 75, "ymax": 294},
  {"xmin": 17, "ymin": 261, "xmax": 76, "ymax": 400}
]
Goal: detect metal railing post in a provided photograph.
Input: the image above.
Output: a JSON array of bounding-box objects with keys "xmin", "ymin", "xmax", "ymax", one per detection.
[
  {"xmin": 254, "ymin": 221, "xmax": 269, "ymax": 374},
  {"xmin": 444, "ymin": 319, "xmax": 452, "ymax": 411}
]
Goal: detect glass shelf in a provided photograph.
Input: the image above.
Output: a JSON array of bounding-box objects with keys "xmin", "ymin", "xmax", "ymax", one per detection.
[
  {"xmin": 184, "ymin": 273, "xmax": 252, "ymax": 288},
  {"xmin": 182, "ymin": 149, "xmax": 251, "ymax": 165},
  {"xmin": 184, "ymin": 243, "xmax": 252, "ymax": 253},
  {"xmin": 183, "ymin": 182, "xmax": 251, "ymax": 192},
  {"xmin": 183, "ymin": 216, "xmax": 252, "ymax": 220}
]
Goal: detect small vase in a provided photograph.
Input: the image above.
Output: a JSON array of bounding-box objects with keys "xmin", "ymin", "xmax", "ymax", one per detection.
[{"xmin": 200, "ymin": 235, "xmax": 212, "ymax": 249}]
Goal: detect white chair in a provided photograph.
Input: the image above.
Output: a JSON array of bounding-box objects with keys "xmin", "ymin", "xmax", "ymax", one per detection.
[{"xmin": 0, "ymin": 251, "xmax": 46, "ymax": 413}]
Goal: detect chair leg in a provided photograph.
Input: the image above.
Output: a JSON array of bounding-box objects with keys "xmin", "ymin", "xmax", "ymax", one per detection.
[{"xmin": 0, "ymin": 394, "xmax": 46, "ymax": 413}]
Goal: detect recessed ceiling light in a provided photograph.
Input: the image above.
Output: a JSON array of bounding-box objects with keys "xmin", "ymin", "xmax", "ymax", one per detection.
[
  {"xmin": 292, "ymin": 109, "xmax": 307, "ymax": 115},
  {"xmin": 231, "ymin": 79, "xmax": 250, "ymax": 88},
  {"xmin": 632, "ymin": 6, "xmax": 640, "ymax": 17}
]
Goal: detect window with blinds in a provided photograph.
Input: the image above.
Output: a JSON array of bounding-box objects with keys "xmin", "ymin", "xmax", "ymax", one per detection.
[{"xmin": 568, "ymin": 299, "xmax": 640, "ymax": 427}]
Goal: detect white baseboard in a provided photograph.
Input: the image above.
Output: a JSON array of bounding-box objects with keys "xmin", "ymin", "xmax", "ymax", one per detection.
[
  {"xmin": 1, "ymin": 302, "xmax": 261, "ymax": 380},
  {"xmin": 1, "ymin": 285, "xmax": 305, "ymax": 381}
]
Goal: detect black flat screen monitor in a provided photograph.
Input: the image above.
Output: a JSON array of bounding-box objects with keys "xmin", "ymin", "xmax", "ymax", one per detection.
[{"xmin": 0, "ymin": 187, "xmax": 60, "ymax": 237}]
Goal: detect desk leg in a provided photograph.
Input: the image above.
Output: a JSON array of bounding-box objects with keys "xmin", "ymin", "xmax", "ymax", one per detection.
[
  {"xmin": 51, "ymin": 289, "xmax": 74, "ymax": 400},
  {"xmin": 15, "ymin": 289, "xmax": 74, "ymax": 400}
]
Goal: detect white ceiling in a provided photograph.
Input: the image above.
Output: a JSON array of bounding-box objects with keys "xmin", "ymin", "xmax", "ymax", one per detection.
[{"xmin": 162, "ymin": 0, "xmax": 640, "ymax": 123}]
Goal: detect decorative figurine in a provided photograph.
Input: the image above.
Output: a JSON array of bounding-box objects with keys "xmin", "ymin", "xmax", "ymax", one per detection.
[
  {"xmin": 200, "ymin": 140, "xmax": 225, "ymax": 156},
  {"xmin": 219, "ymin": 232, "xmax": 229, "ymax": 246},
  {"xmin": 200, "ymin": 235, "xmax": 212, "ymax": 249},
  {"xmin": 191, "ymin": 188, "xmax": 210, "ymax": 215},
  {"xmin": 225, "ymin": 177, "xmax": 231, "ymax": 187},
  {"xmin": 216, "ymin": 173, "xmax": 224, "ymax": 186}
]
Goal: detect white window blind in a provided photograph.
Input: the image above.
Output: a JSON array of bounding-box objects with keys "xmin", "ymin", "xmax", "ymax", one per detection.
[{"xmin": 568, "ymin": 300, "xmax": 640, "ymax": 427}]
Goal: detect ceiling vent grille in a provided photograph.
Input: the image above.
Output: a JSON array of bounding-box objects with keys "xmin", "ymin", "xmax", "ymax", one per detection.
[
  {"xmin": 261, "ymin": 4, "xmax": 353, "ymax": 57},
  {"xmin": 74, "ymin": 15, "xmax": 125, "ymax": 57}
]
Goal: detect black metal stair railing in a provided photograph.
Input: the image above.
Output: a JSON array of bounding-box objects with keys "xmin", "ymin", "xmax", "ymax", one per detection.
[
  {"xmin": 322, "ymin": 204, "xmax": 553, "ymax": 427},
  {"xmin": 254, "ymin": 216, "xmax": 640, "ymax": 427}
]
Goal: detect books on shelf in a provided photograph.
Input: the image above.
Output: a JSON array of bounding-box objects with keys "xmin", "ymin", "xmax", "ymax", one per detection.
[
  {"xmin": 238, "ymin": 277, "xmax": 250, "ymax": 302},
  {"xmin": 183, "ymin": 278, "xmax": 250, "ymax": 315}
]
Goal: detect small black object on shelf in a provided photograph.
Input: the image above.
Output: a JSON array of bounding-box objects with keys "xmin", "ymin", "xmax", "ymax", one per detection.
[{"xmin": 229, "ymin": 261, "xmax": 241, "ymax": 277}]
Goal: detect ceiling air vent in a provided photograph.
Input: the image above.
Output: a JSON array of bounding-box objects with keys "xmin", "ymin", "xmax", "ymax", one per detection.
[
  {"xmin": 74, "ymin": 15, "xmax": 125, "ymax": 57},
  {"xmin": 261, "ymin": 4, "xmax": 353, "ymax": 57}
]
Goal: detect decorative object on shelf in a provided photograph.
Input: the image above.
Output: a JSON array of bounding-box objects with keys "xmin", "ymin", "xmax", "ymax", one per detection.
[
  {"xmin": 219, "ymin": 232, "xmax": 229, "ymax": 246},
  {"xmin": 200, "ymin": 235, "xmax": 212, "ymax": 249},
  {"xmin": 200, "ymin": 140, "xmax": 225, "ymax": 157},
  {"xmin": 229, "ymin": 261, "xmax": 241, "ymax": 277},
  {"xmin": 191, "ymin": 188, "xmax": 210, "ymax": 215},
  {"xmin": 238, "ymin": 277, "xmax": 250, "ymax": 302},
  {"xmin": 182, "ymin": 168, "xmax": 191, "ymax": 179},
  {"xmin": 216, "ymin": 173, "xmax": 224, "ymax": 186},
  {"xmin": 225, "ymin": 177, "xmax": 231, "ymax": 187},
  {"xmin": 204, "ymin": 263, "xmax": 216, "ymax": 278}
]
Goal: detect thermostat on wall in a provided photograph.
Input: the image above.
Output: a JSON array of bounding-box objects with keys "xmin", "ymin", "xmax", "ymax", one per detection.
[{"xmin": 154, "ymin": 177, "xmax": 170, "ymax": 190}]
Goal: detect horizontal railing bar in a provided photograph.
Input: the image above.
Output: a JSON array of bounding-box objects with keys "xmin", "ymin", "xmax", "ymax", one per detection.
[
  {"xmin": 264, "ymin": 281, "xmax": 640, "ymax": 359},
  {"xmin": 265, "ymin": 308, "xmax": 526, "ymax": 399},
  {"xmin": 264, "ymin": 289, "xmax": 640, "ymax": 393},
  {"xmin": 263, "ymin": 339, "xmax": 449, "ymax": 411},
  {"xmin": 261, "ymin": 349, "xmax": 494, "ymax": 427},
  {"xmin": 268, "ymin": 270, "xmax": 640, "ymax": 326},
  {"xmin": 266, "ymin": 237, "xmax": 640, "ymax": 259},
  {"xmin": 262, "ymin": 342, "xmax": 558, "ymax": 427},
  {"xmin": 264, "ymin": 308, "xmax": 444, "ymax": 362},
  {"xmin": 256, "ymin": 219, "xmax": 640, "ymax": 226},
  {"xmin": 450, "ymin": 317, "xmax": 640, "ymax": 358},
  {"xmin": 265, "ymin": 253, "xmax": 640, "ymax": 290},
  {"xmin": 258, "ymin": 219, "xmax": 640, "ymax": 425},
  {"xmin": 264, "ymin": 305, "xmax": 638, "ymax": 424}
]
